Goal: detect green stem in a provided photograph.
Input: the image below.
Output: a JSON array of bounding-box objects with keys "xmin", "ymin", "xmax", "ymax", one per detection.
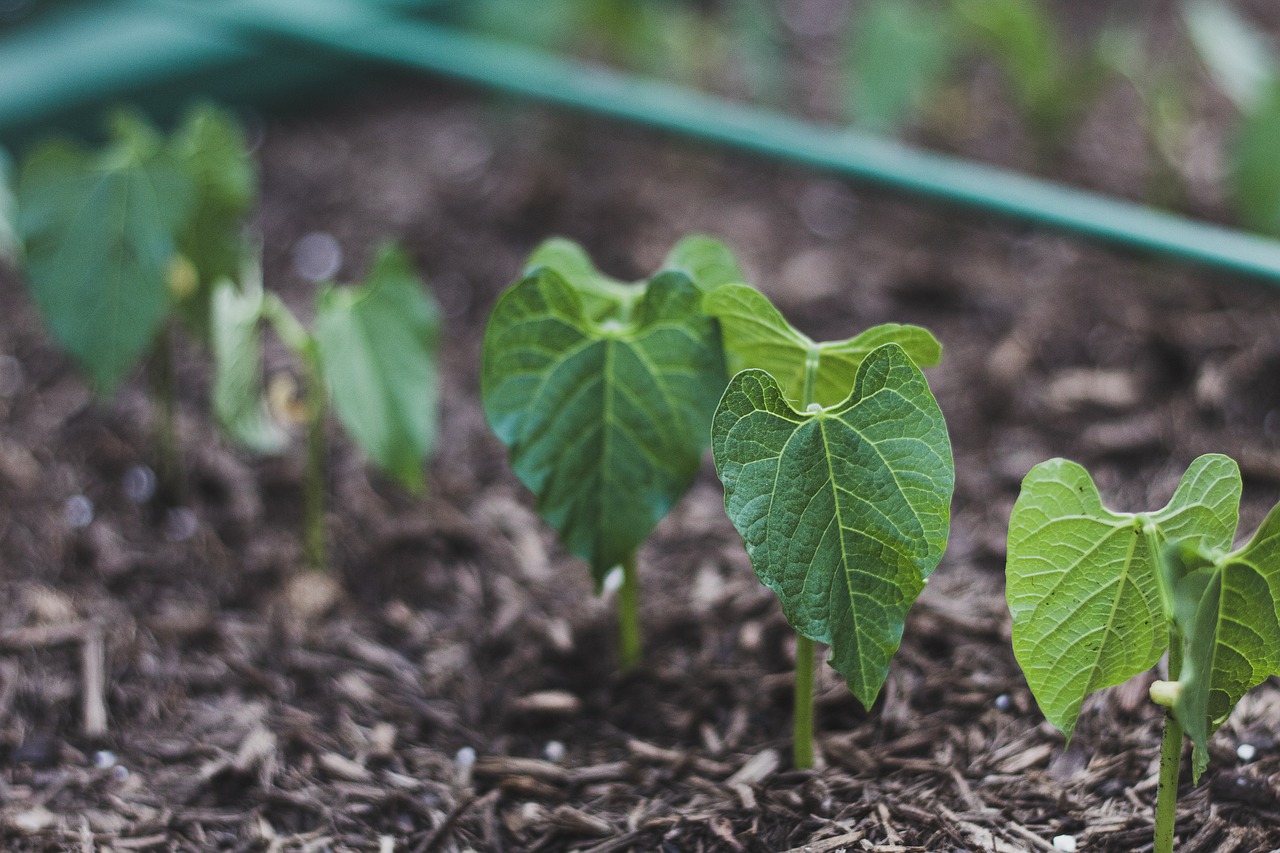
[
  {"xmin": 617, "ymin": 550, "xmax": 641, "ymax": 669},
  {"xmin": 1154, "ymin": 638, "xmax": 1184, "ymax": 853},
  {"xmin": 302, "ymin": 354, "xmax": 328, "ymax": 572},
  {"xmin": 149, "ymin": 326, "xmax": 183, "ymax": 502},
  {"xmin": 793, "ymin": 633, "xmax": 815, "ymax": 769}
]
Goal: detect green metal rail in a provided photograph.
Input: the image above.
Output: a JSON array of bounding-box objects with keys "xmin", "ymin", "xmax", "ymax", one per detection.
[{"xmin": 4, "ymin": 0, "xmax": 1280, "ymax": 285}]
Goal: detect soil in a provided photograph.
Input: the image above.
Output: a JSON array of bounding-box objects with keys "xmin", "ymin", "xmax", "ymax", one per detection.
[{"xmin": 3, "ymin": 52, "xmax": 1280, "ymax": 853}]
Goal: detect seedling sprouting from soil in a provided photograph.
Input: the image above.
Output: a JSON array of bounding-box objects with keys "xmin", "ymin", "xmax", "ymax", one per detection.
[
  {"xmin": 1006, "ymin": 454, "xmax": 1280, "ymax": 853},
  {"xmin": 481, "ymin": 237, "xmax": 733, "ymax": 668},
  {"xmin": 12, "ymin": 104, "xmax": 257, "ymax": 493},
  {"xmin": 213, "ymin": 244, "xmax": 441, "ymax": 572},
  {"xmin": 707, "ymin": 284, "xmax": 953, "ymax": 768}
]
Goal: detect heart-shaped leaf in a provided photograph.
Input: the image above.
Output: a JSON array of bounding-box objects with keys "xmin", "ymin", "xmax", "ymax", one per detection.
[
  {"xmin": 170, "ymin": 103, "xmax": 258, "ymax": 334},
  {"xmin": 1160, "ymin": 504, "xmax": 1280, "ymax": 781},
  {"xmin": 16, "ymin": 114, "xmax": 195, "ymax": 393},
  {"xmin": 315, "ymin": 244, "xmax": 441, "ymax": 492},
  {"xmin": 711, "ymin": 344, "xmax": 953, "ymax": 707},
  {"xmin": 482, "ymin": 263, "xmax": 726, "ymax": 582},
  {"xmin": 704, "ymin": 283, "xmax": 941, "ymax": 407},
  {"xmin": 210, "ymin": 260, "xmax": 287, "ymax": 454},
  {"xmin": 1006, "ymin": 454, "xmax": 1241, "ymax": 738},
  {"xmin": 662, "ymin": 235, "xmax": 745, "ymax": 292}
]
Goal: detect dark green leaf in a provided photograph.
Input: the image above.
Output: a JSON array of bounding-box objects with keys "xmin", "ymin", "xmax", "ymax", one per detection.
[
  {"xmin": 315, "ymin": 244, "xmax": 441, "ymax": 492},
  {"xmin": 1006, "ymin": 454, "xmax": 1241, "ymax": 738},
  {"xmin": 704, "ymin": 283, "xmax": 941, "ymax": 407},
  {"xmin": 482, "ymin": 263, "xmax": 726, "ymax": 582},
  {"xmin": 711, "ymin": 344, "xmax": 953, "ymax": 706},
  {"xmin": 16, "ymin": 120, "xmax": 195, "ymax": 393}
]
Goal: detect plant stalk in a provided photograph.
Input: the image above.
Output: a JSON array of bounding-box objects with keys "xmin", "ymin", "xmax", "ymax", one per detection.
[
  {"xmin": 793, "ymin": 633, "xmax": 815, "ymax": 769},
  {"xmin": 617, "ymin": 550, "xmax": 642, "ymax": 669},
  {"xmin": 1154, "ymin": 637, "xmax": 1184, "ymax": 853},
  {"xmin": 302, "ymin": 355, "xmax": 328, "ymax": 572}
]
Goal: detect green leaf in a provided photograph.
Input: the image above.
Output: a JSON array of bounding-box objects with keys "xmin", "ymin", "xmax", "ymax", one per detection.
[
  {"xmin": 662, "ymin": 235, "xmax": 745, "ymax": 292},
  {"xmin": 315, "ymin": 244, "xmax": 441, "ymax": 492},
  {"xmin": 1181, "ymin": 0, "xmax": 1278, "ymax": 112},
  {"xmin": 847, "ymin": 0, "xmax": 956, "ymax": 132},
  {"xmin": 704, "ymin": 283, "xmax": 941, "ymax": 407},
  {"xmin": 170, "ymin": 103, "xmax": 257, "ymax": 333},
  {"xmin": 210, "ymin": 262, "xmax": 287, "ymax": 454},
  {"xmin": 524, "ymin": 237, "xmax": 635, "ymax": 324},
  {"xmin": 1006, "ymin": 454, "xmax": 1241, "ymax": 738},
  {"xmin": 711, "ymin": 344, "xmax": 953, "ymax": 707},
  {"xmin": 1233, "ymin": 82, "xmax": 1280, "ymax": 237},
  {"xmin": 482, "ymin": 264, "xmax": 726, "ymax": 582},
  {"xmin": 16, "ymin": 120, "xmax": 195, "ymax": 393},
  {"xmin": 1162, "ymin": 505, "xmax": 1280, "ymax": 781},
  {"xmin": 0, "ymin": 146, "xmax": 16, "ymax": 262}
]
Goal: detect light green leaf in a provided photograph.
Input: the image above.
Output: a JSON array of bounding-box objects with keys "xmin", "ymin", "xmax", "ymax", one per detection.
[
  {"xmin": 1006, "ymin": 454, "xmax": 1241, "ymax": 738},
  {"xmin": 0, "ymin": 146, "xmax": 16, "ymax": 262},
  {"xmin": 170, "ymin": 103, "xmax": 257, "ymax": 333},
  {"xmin": 524, "ymin": 237, "xmax": 635, "ymax": 324},
  {"xmin": 315, "ymin": 244, "xmax": 441, "ymax": 492},
  {"xmin": 210, "ymin": 263, "xmax": 287, "ymax": 454},
  {"xmin": 482, "ymin": 264, "xmax": 726, "ymax": 582},
  {"xmin": 1233, "ymin": 82, "xmax": 1280, "ymax": 237},
  {"xmin": 704, "ymin": 283, "xmax": 941, "ymax": 407},
  {"xmin": 1163, "ymin": 505, "xmax": 1280, "ymax": 781},
  {"xmin": 16, "ymin": 121, "xmax": 195, "ymax": 393},
  {"xmin": 711, "ymin": 344, "xmax": 953, "ymax": 707},
  {"xmin": 847, "ymin": 0, "xmax": 956, "ymax": 132},
  {"xmin": 1181, "ymin": 0, "xmax": 1278, "ymax": 111},
  {"xmin": 662, "ymin": 235, "xmax": 745, "ymax": 292}
]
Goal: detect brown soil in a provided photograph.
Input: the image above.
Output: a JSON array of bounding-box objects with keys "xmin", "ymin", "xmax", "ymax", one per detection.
[{"xmin": 2, "ymin": 68, "xmax": 1280, "ymax": 853}]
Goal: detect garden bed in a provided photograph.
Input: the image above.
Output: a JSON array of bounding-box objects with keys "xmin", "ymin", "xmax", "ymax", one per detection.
[{"xmin": 1, "ymin": 81, "xmax": 1279, "ymax": 851}]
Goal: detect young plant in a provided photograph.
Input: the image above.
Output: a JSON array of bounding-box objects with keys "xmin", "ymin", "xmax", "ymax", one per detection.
[
  {"xmin": 212, "ymin": 243, "xmax": 441, "ymax": 572},
  {"xmin": 1006, "ymin": 454, "xmax": 1280, "ymax": 853},
  {"xmin": 12, "ymin": 104, "xmax": 257, "ymax": 492},
  {"xmin": 480, "ymin": 237, "xmax": 735, "ymax": 668},
  {"xmin": 707, "ymin": 284, "xmax": 953, "ymax": 768},
  {"xmin": 1182, "ymin": 0, "xmax": 1280, "ymax": 236},
  {"xmin": 0, "ymin": 146, "xmax": 16, "ymax": 263}
]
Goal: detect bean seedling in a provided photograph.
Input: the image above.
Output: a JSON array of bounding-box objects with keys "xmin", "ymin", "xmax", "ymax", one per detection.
[
  {"xmin": 481, "ymin": 237, "xmax": 734, "ymax": 668},
  {"xmin": 707, "ymin": 284, "xmax": 953, "ymax": 768},
  {"xmin": 213, "ymin": 243, "xmax": 441, "ymax": 572},
  {"xmin": 1006, "ymin": 454, "xmax": 1280, "ymax": 853},
  {"xmin": 12, "ymin": 104, "xmax": 257, "ymax": 493}
]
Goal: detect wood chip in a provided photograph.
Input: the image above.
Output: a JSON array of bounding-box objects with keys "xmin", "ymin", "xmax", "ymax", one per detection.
[
  {"xmin": 319, "ymin": 752, "xmax": 372, "ymax": 783},
  {"xmin": 777, "ymin": 830, "xmax": 866, "ymax": 853},
  {"xmin": 509, "ymin": 690, "xmax": 581, "ymax": 716}
]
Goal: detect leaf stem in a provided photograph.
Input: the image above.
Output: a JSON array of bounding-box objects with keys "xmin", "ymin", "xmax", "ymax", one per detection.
[
  {"xmin": 617, "ymin": 551, "xmax": 642, "ymax": 669},
  {"xmin": 302, "ymin": 354, "xmax": 328, "ymax": 573},
  {"xmin": 1154, "ymin": 636, "xmax": 1184, "ymax": 853},
  {"xmin": 149, "ymin": 325, "xmax": 183, "ymax": 502},
  {"xmin": 793, "ymin": 633, "xmax": 815, "ymax": 769}
]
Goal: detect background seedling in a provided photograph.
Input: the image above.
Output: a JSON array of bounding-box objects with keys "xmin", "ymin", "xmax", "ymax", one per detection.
[
  {"xmin": 214, "ymin": 243, "xmax": 441, "ymax": 572},
  {"xmin": 481, "ymin": 237, "xmax": 732, "ymax": 668},
  {"xmin": 1006, "ymin": 454, "xmax": 1280, "ymax": 852},
  {"xmin": 12, "ymin": 104, "xmax": 257, "ymax": 495},
  {"xmin": 707, "ymin": 285, "xmax": 953, "ymax": 768}
]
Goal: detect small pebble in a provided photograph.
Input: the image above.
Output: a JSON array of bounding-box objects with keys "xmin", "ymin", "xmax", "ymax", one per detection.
[
  {"xmin": 1237, "ymin": 743, "xmax": 1257, "ymax": 762},
  {"xmin": 93, "ymin": 750, "xmax": 117, "ymax": 769},
  {"xmin": 64, "ymin": 494, "xmax": 94, "ymax": 528},
  {"xmin": 122, "ymin": 465, "xmax": 157, "ymax": 503},
  {"xmin": 111, "ymin": 764, "xmax": 129, "ymax": 782},
  {"xmin": 544, "ymin": 741, "xmax": 566, "ymax": 763},
  {"xmin": 1052, "ymin": 834, "xmax": 1077, "ymax": 852},
  {"xmin": 163, "ymin": 507, "xmax": 199, "ymax": 542},
  {"xmin": 994, "ymin": 694, "xmax": 1012, "ymax": 711},
  {"xmin": 292, "ymin": 231, "xmax": 343, "ymax": 282},
  {"xmin": 455, "ymin": 746, "xmax": 476, "ymax": 768}
]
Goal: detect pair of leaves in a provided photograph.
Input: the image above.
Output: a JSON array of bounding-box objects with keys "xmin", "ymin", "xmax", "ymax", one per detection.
[
  {"xmin": 481, "ymin": 237, "xmax": 731, "ymax": 582},
  {"xmin": 211, "ymin": 244, "xmax": 441, "ymax": 492},
  {"xmin": 14, "ymin": 105, "xmax": 254, "ymax": 393},
  {"xmin": 708, "ymin": 283, "xmax": 952, "ymax": 708},
  {"xmin": 1007, "ymin": 454, "xmax": 1280, "ymax": 779}
]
